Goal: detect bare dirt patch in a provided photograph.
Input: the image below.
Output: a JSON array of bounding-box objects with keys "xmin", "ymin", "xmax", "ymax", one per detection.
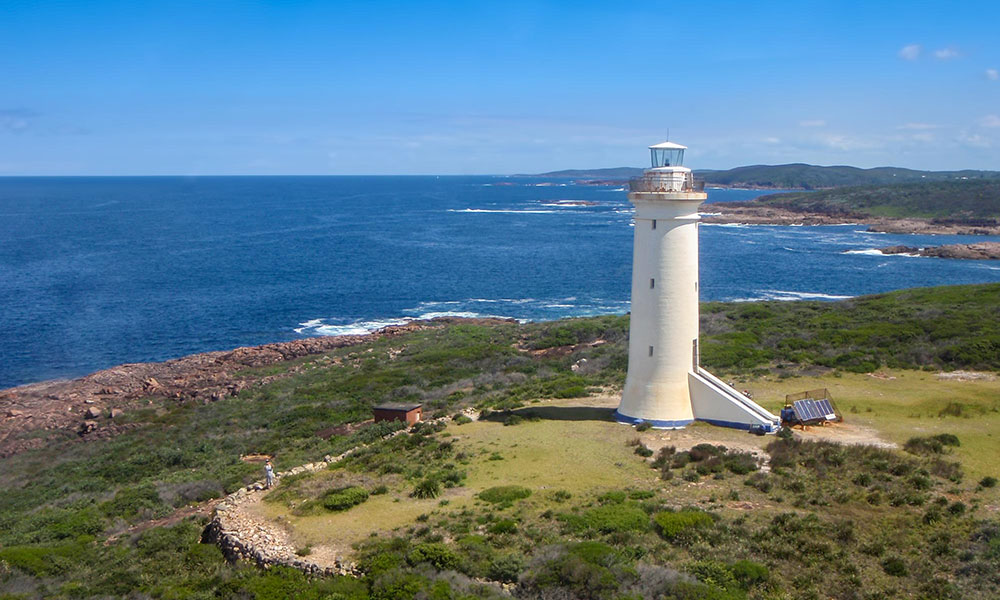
[{"xmin": 790, "ymin": 420, "xmax": 897, "ymax": 448}]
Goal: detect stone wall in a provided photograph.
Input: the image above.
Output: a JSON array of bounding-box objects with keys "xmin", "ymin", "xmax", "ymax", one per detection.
[{"xmin": 202, "ymin": 416, "xmax": 459, "ymax": 576}]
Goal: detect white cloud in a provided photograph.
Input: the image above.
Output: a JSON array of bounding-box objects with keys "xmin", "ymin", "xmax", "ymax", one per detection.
[
  {"xmin": 987, "ymin": 68, "xmax": 999, "ymax": 81},
  {"xmin": 799, "ymin": 119, "xmax": 826, "ymax": 127},
  {"xmin": 981, "ymin": 115, "xmax": 1000, "ymax": 128},
  {"xmin": 898, "ymin": 44, "xmax": 921, "ymax": 60},
  {"xmin": 934, "ymin": 47, "xmax": 960, "ymax": 60},
  {"xmin": 910, "ymin": 133, "xmax": 935, "ymax": 142},
  {"xmin": 958, "ymin": 132, "xmax": 991, "ymax": 148},
  {"xmin": 762, "ymin": 136, "xmax": 782, "ymax": 144},
  {"xmin": 896, "ymin": 122, "xmax": 938, "ymax": 130}
]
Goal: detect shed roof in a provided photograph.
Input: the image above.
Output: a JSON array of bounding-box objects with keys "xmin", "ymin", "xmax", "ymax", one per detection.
[
  {"xmin": 373, "ymin": 403, "xmax": 423, "ymax": 412},
  {"xmin": 648, "ymin": 141, "xmax": 687, "ymax": 150}
]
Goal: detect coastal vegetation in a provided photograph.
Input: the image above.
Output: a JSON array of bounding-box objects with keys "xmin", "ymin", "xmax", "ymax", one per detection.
[
  {"xmin": 753, "ymin": 179, "xmax": 1000, "ymax": 222},
  {"xmin": 2, "ymin": 283, "xmax": 1000, "ymax": 598}
]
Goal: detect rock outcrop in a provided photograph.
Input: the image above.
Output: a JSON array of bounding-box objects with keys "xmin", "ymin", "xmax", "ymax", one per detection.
[
  {"xmin": 0, "ymin": 317, "xmax": 513, "ymax": 458},
  {"xmin": 880, "ymin": 242, "xmax": 1000, "ymax": 260}
]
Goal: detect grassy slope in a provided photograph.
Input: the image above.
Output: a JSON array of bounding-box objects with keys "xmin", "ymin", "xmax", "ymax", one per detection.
[
  {"xmin": 2, "ymin": 284, "xmax": 1000, "ymax": 598},
  {"xmin": 752, "ymin": 179, "xmax": 1000, "ymax": 221}
]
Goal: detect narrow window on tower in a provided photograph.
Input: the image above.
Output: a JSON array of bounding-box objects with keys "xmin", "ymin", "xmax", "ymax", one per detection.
[
  {"xmin": 648, "ymin": 346, "xmax": 654, "ymax": 357},
  {"xmin": 650, "ymin": 278, "xmax": 655, "ymax": 289},
  {"xmin": 651, "ymin": 220, "xmax": 656, "ymax": 230},
  {"xmin": 695, "ymin": 281, "xmax": 698, "ymax": 292}
]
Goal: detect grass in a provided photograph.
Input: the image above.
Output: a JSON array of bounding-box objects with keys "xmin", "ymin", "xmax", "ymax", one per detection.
[{"xmin": 743, "ymin": 369, "xmax": 1000, "ymax": 484}]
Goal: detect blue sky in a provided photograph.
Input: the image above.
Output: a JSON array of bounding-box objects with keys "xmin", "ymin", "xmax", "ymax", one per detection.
[{"xmin": 2, "ymin": 0, "xmax": 999, "ymax": 174}]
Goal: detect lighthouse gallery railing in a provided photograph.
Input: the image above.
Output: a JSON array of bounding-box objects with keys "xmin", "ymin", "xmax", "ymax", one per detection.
[{"xmin": 629, "ymin": 172, "xmax": 705, "ymax": 193}]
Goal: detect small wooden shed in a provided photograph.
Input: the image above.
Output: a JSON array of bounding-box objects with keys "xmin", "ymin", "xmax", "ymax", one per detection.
[{"xmin": 373, "ymin": 403, "xmax": 422, "ymax": 426}]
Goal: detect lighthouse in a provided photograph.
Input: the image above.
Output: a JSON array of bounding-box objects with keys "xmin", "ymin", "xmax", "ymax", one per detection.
[{"xmin": 615, "ymin": 142, "xmax": 780, "ymax": 432}]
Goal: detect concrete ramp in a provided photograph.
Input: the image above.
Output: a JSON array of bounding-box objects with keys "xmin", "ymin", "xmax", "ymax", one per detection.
[{"xmin": 689, "ymin": 368, "xmax": 780, "ymax": 433}]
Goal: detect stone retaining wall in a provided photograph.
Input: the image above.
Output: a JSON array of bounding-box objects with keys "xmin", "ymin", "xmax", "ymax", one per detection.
[{"xmin": 202, "ymin": 416, "xmax": 460, "ymax": 576}]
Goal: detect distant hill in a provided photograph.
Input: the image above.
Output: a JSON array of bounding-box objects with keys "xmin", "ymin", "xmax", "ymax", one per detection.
[
  {"xmin": 525, "ymin": 163, "xmax": 1000, "ymax": 190},
  {"xmin": 524, "ymin": 167, "xmax": 645, "ymax": 179},
  {"xmin": 753, "ymin": 179, "xmax": 1000, "ymax": 221},
  {"xmin": 697, "ymin": 164, "xmax": 1000, "ymax": 190}
]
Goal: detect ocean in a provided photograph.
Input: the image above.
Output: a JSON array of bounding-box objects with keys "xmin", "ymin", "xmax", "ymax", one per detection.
[{"xmin": 2, "ymin": 176, "xmax": 1000, "ymax": 389}]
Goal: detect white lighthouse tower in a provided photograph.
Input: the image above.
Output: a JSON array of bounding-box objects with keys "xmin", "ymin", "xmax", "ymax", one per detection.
[{"xmin": 615, "ymin": 141, "xmax": 780, "ymax": 432}]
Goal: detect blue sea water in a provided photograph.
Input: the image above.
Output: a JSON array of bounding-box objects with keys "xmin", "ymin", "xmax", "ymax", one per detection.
[{"xmin": 2, "ymin": 176, "xmax": 1000, "ymax": 388}]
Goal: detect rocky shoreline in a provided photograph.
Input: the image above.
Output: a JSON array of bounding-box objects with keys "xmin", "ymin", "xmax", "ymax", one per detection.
[
  {"xmin": 703, "ymin": 203, "xmax": 1000, "ymax": 236},
  {"xmin": 880, "ymin": 242, "xmax": 1000, "ymax": 260},
  {"xmin": 0, "ymin": 317, "xmax": 516, "ymax": 458}
]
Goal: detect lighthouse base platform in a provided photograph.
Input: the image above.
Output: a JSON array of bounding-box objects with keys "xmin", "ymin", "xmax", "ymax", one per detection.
[{"xmin": 615, "ymin": 368, "xmax": 780, "ymax": 433}]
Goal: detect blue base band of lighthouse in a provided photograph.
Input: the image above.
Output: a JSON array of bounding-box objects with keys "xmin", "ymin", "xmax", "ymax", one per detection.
[
  {"xmin": 613, "ymin": 410, "xmax": 694, "ymax": 429},
  {"xmin": 614, "ymin": 410, "xmax": 779, "ymax": 433}
]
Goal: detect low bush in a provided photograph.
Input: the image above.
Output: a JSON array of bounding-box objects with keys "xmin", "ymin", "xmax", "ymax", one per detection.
[
  {"xmin": 882, "ymin": 556, "xmax": 908, "ymax": 577},
  {"xmin": 478, "ymin": 485, "xmax": 532, "ymax": 504},
  {"xmin": 488, "ymin": 552, "xmax": 525, "ymax": 583},
  {"xmin": 634, "ymin": 444, "xmax": 654, "ymax": 458},
  {"xmin": 904, "ymin": 433, "xmax": 961, "ymax": 455},
  {"xmin": 321, "ymin": 486, "xmax": 369, "ymax": 511},
  {"xmin": 488, "ymin": 519, "xmax": 518, "ymax": 535},
  {"xmin": 407, "ymin": 542, "xmax": 461, "ymax": 571},
  {"xmin": 653, "ymin": 510, "xmax": 713, "ymax": 540}
]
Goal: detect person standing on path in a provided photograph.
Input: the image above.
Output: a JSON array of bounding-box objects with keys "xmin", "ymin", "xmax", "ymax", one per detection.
[{"xmin": 265, "ymin": 459, "xmax": 275, "ymax": 488}]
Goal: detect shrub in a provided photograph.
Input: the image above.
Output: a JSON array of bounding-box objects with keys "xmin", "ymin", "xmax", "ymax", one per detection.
[
  {"xmin": 689, "ymin": 443, "xmax": 725, "ymax": 462},
  {"xmin": 407, "ymin": 542, "xmax": 461, "ymax": 570},
  {"xmin": 881, "ymin": 556, "xmax": 908, "ymax": 576},
  {"xmin": 488, "ymin": 553, "xmax": 525, "ymax": 583},
  {"xmin": 322, "ymin": 486, "xmax": 369, "ymax": 511},
  {"xmin": 579, "ymin": 504, "xmax": 649, "ymax": 534},
  {"xmin": 651, "ymin": 446, "xmax": 676, "ymax": 469},
  {"xmin": 653, "ymin": 510, "xmax": 713, "ymax": 540},
  {"xmin": 635, "ymin": 421, "xmax": 652, "ymax": 432},
  {"xmin": 628, "ymin": 490, "xmax": 655, "ymax": 500},
  {"xmin": 412, "ymin": 478, "xmax": 441, "ymax": 499},
  {"xmin": 905, "ymin": 434, "xmax": 961, "ymax": 455},
  {"xmin": 452, "ymin": 414, "xmax": 473, "ymax": 425},
  {"xmin": 598, "ymin": 490, "xmax": 627, "ymax": 504},
  {"xmin": 100, "ymin": 485, "xmax": 166, "ymax": 521},
  {"xmin": 979, "ymin": 476, "xmax": 997, "ymax": 488},
  {"xmin": 488, "ymin": 519, "xmax": 518, "ymax": 535},
  {"xmin": 730, "ymin": 559, "xmax": 769, "ymax": 588},
  {"xmin": 634, "ymin": 444, "xmax": 654, "ymax": 458},
  {"xmin": 354, "ymin": 420, "xmax": 407, "ymax": 444},
  {"xmin": 478, "ymin": 485, "xmax": 531, "ymax": 504},
  {"xmin": 744, "ymin": 472, "xmax": 772, "ymax": 493},
  {"xmin": 551, "ymin": 490, "xmax": 572, "ymax": 502}
]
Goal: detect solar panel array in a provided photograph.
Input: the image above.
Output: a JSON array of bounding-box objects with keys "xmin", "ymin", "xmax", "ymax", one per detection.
[{"xmin": 791, "ymin": 399, "xmax": 837, "ymax": 424}]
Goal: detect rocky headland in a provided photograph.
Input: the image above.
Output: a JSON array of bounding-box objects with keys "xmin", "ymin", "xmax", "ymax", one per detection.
[
  {"xmin": 703, "ymin": 202, "xmax": 1000, "ymax": 235},
  {"xmin": 0, "ymin": 317, "xmax": 515, "ymax": 458}
]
